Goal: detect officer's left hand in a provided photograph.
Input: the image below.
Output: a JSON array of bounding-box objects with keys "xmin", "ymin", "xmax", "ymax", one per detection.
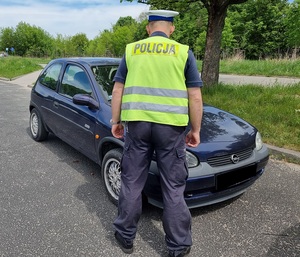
[{"xmin": 111, "ymin": 124, "xmax": 124, "ymax": 138}]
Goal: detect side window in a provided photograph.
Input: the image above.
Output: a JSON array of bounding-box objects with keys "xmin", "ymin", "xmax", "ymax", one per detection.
[
  {"xmin": 92, "ymin": 65, "xmax": 118, "ymax": 101},
  {"xmin": 39, "ymin": 63, "xmax": 62, "ymax": 90},
  {"xmin": 59, "ymin": 65, "xmax": 93, "ymax": 98}
]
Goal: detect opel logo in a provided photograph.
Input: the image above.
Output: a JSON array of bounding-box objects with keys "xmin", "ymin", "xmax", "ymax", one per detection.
[{"xmin": 231, "ymin": 154, "xmax": 240, "ymax": 164}]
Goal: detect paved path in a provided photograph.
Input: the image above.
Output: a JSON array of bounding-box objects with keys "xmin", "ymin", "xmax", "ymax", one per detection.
[
  {"xmin": 6, "ymin": 70, "xmax": 42, "ymax": 88},
  {"xmin": 219, "ymin": 74, "xmax": 300, "ymax": 86}
]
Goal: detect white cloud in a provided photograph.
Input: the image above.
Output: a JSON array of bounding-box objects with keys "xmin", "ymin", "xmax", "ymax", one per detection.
[{"xmin": 0, "ymin": 1, "xmax": 149, "ymax": 39}]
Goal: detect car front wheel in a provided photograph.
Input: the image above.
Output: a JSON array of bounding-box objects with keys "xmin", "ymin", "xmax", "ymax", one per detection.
[
  {"xmin": 29, "ymin": 108, "xmax": 48, "ymax": 141},
  {"xmin": 101, "ymin": 148, "xmax": 122, "ymax": 206}
]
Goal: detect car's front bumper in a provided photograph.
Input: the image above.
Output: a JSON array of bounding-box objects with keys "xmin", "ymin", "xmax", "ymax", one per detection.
[{"xmin": 143, "ymin": 145, "xmax": 269, "ymax": 209}]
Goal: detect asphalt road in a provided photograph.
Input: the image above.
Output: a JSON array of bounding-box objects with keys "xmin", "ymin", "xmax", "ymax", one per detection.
[{"xmin": 0, "ymin": 81, "xmax": 299, "ymax": 257}]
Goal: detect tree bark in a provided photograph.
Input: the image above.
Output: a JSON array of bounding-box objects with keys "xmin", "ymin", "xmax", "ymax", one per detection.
[
  {"xmin": 201, "ymin": 2, "xmax": 228, "ymax": 87},
  {"xmin": 201, "ymin": 0, "xmax": 247, "ymax": 87}
]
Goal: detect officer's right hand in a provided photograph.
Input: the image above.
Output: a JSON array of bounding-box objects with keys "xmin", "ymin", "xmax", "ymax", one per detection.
[
  {"xmin": 185, "ymin": 130, "xmax": 200, "ymax": 147},
  {"xmin": 111, "ymin": 124, "xmax": 124, "ymax": 138}
]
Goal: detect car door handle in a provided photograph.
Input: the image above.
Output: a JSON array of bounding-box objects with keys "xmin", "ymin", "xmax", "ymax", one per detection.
[{"xmin": 53, "ymin": 101, "xmax": 59, "ymax": 108}]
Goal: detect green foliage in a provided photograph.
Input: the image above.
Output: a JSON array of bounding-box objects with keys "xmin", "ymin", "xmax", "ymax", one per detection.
[
  {"xmin": 114, "ymin": 16, "xmax": 137, "ymax": 27},
  {"xmin": 228, "ymin": 0, "xmax": 289, "ymax": 59},
  {"xmin": 86, "ymin": 30, "xmax": 114, "ymax": 56},
  {"xmin": 71, "ymin": 33, "xmax": 89, "ymax": 56},
  {"xmin": 111, "ymin": 25, "xmax": 136, "ymax": 57},
  {"xmin": 52, "ymin": 34, "xmax": 67, "ymax": 57},
  {"xmin": 0, "ymin": 27, "xmax": 14, "ymax": 51},
  {"xmin": 171, "ymin": 4, "xmax": 207, "ymax": 51},
  {"xmin": 52, "ymin": 35, "xmax": 76, "ymax": 58},
  {"xmin": 0, "ymin": 22, "xmax": 55, "ymax": 57},
  {"xmin": 194, "ymin": 31, "xmax": 206, "ymax": 58},
  {"xmin": 284, "ymin": 0, "xmax": 300, "ymax": 48},
  {"xmin": 13, "ymin": 22, "xmax": 54, "ymax": 57},
  {"xmin": 133, "ymin": 19, "xmax": 148, "ymax": 41},
  {"xmin": 221, "ymin": 17, "xmax": 237, "ymax": 57},
  {"xmin": 87, "ymin": 16, "xmax": 141, "ymax": 57}
]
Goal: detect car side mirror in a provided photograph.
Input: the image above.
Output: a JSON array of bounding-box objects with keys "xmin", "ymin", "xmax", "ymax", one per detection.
[{"xmin": 73, "ymin": 94, "xmax": 99, "ymax": 110}]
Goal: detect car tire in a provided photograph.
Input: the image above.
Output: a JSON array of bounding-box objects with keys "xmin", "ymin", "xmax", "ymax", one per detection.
[
  {"xmin": 29, "ymin": 108, "xmax": 48, "ymax": 142},
  {"xmin": 101, "ymin": 148, "xmax": 123, "ymax": 206}
]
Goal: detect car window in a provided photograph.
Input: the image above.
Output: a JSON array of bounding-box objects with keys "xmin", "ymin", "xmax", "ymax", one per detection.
[
  {"xmin": 60, "ymin": 65, "xmax": 93, "ymax": 98},
  {"xmin": 39, "ymin": 63, "xmax": 62, "ymax": 90},
  {"xmin": 92, "ymin": 65, "xmax": 118, "ymax": 101}
]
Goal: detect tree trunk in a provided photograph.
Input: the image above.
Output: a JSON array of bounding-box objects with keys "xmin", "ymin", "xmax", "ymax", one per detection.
[{"xmin": 201, "ymin": 3, "xmax": 228, "ymax": 87}]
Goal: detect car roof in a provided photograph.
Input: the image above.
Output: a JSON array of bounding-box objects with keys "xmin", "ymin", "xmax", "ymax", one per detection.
[{"xmin": 52, "ymin": 57, "xmax": 121, "ymax": 66}]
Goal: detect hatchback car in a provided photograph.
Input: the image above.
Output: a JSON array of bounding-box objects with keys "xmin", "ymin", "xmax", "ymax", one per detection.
[{"xmin": 29, "ymin": 57, "xmax": 269, "ymax": 209}]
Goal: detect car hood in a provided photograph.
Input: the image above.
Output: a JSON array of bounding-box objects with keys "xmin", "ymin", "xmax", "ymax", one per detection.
[{"xmin": 188, "ymin": 104, "xmax": 257, "ymax": 160}]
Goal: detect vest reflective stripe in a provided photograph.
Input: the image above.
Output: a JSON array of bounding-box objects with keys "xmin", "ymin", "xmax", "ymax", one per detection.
[
  {"xmin": 123, "ymin": 86, "xmax": 188, "ymax": 99},
  {"xmin": 122, "ymin": 36, "xmax": 189, "ymax": 126},
  {"xmin": 122, "ymin": 93, "xmax": 188, "ymax": 109},
  {"xmin": 122, "ymin": 102, "xmax": 188, "ymax": 114},
  {"xmin": 120, "ymin": 110, "xmax": 188, "ymax": 126}
]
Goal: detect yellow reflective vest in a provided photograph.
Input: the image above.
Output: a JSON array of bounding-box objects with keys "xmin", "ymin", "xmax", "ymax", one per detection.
[{"xmin": 122, "ymin": 36, "xmax": 189, "ymax": 126}]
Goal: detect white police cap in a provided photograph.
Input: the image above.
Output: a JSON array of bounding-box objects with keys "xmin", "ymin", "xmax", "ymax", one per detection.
[{"xmin": 146, "ymin": 10, "xmax": 179, "ymax": 22}]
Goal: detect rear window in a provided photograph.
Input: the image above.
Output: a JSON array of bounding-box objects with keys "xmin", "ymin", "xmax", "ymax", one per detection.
[{"xmin": 39, "ymin": 63, "xmax": 62, "ymax": 90}]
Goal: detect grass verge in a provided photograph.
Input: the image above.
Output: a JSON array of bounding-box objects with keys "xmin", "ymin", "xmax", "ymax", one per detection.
[
  {"xmin": 197, "ymin": 59, "xmax": 300, "ymax": 78},
  {"xmin": 0, "ymin": 56, "xmax": 50, "ymax": 79},
  {"xmin": 202, "ymin": 84, "xmax": 300, "ymax": 152}
]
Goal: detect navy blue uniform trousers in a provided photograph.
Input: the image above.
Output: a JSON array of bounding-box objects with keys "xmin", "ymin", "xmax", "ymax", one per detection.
[{"xmin": 113, "ymin": 121, "xmax": 192, "ymax": 251}]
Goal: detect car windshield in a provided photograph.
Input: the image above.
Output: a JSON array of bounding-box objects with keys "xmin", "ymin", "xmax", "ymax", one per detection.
[{"xmin": 91, "ymin": 65, "xmax": 118, "ymax": 102}]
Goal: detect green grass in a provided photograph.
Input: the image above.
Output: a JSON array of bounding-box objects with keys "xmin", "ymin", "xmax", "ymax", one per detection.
[
  {"xmin": 202, "ymin": 84, "xmax": 300, "ymax": 151},
  {"xmin": 0, "ymin": 56, "xmax": 50, "ymax": 79},
  {"xmin": 197, "ymin": 59, "xmax": 300, "ymax": 78}
]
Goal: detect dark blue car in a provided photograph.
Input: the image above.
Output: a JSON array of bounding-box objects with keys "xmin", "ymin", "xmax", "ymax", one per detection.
[{"xmin": 29, "ymin": 57, "xmax": 269, "ymax": 209}]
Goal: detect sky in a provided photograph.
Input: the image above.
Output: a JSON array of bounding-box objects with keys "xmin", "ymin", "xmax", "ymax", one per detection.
[{"xmin": 0, "ymin": 0, "xmax": 150, "ymax": 39}]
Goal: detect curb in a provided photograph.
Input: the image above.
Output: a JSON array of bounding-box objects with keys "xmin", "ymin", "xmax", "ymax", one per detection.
[
  {"xmin": 0, "ymin": 77, "xmax": 10, "ymax": 81},
  {"xmin": 266, "ymin": 144, "xmax": 300, "ymax": 165},
  {"xmin": 0, "ymin": 74, "xmax": 36, "ymax": 81}
]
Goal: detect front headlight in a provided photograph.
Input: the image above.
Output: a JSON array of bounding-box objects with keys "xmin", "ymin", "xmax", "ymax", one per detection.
[
  {"xmin": 255, "ymin": 131, "xmax": 263, "ymax": 151},
  {"xmin": 186, "ymin": 151, "xmax": 199, "ymax": 168}
]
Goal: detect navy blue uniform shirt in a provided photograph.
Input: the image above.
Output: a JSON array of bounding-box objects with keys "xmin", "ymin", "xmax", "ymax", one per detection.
[{"xmin": 114, "ymin": 31, "xmax": 203, "ymax": 88}]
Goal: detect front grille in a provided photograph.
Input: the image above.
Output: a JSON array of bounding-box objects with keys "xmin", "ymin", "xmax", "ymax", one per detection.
[{"xmin": 207, "ymin": 148, "xmax": 253, "ymax": 167}]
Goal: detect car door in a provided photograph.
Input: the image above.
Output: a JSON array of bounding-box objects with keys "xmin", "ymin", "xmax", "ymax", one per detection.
[
  {"xmin": 52, "ymin": 64, "xmax": 98, "ymax": 160},
  {"xmin": 34, "ymin": 62, "xmax": 63, "ymax": 135}
]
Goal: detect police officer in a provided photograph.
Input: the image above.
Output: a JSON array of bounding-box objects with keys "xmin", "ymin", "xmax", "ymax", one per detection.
[{"xmin": 111, "ymin": 10, "xmax": 203, "ymax": 257}]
